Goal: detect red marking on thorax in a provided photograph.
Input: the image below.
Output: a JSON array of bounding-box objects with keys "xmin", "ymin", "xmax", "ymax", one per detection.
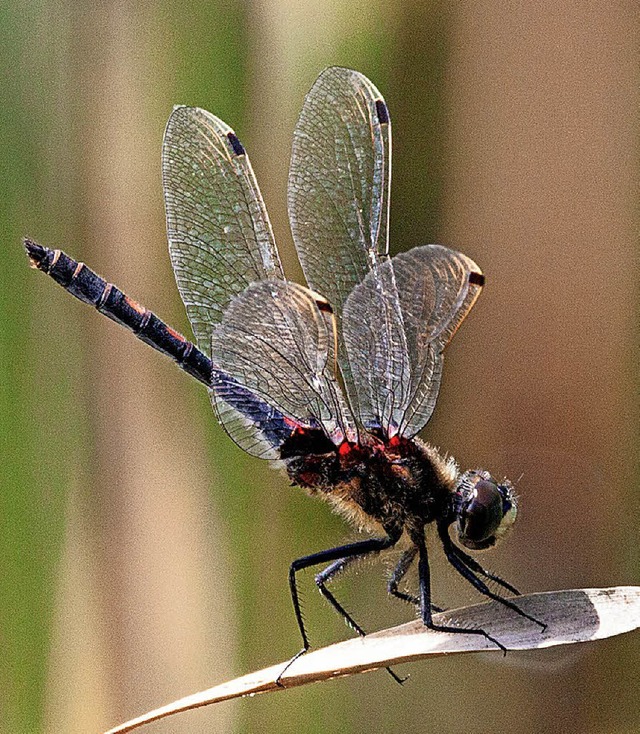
[
  {"xmin": 338, "ymin": 441, "xmax": 357, "ymax": 456},
  {"xmin": 284, "ymin": 416, "xmax": 304, "ymax": 430}
]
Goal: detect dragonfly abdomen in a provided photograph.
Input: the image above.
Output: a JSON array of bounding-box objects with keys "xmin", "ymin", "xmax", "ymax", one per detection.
[{"xmin": 24, "ymin": 239, "xmax": 213, "ymax": 387}]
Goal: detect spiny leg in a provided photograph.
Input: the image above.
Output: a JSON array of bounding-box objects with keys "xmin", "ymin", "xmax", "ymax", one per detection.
[
  {"xmin": 315, "ymin": 557, "xmax": 407, "ymax": 685},
  {"xmin": 436, "ymin": 522, "xmax": 546, "ymax": 631},
  {"xmin": 447, "ymin": 542, "xmax": 521, "ymax": 596},
  {"xmin": 278, "ymin": 528, "xmax": 401, "ymax": 686},
  {"xmin": 415, "ymin": 536, "xmax": 508, "ymax": 653},
  {"xmin": 388, "ymin": 547, "xmax": 444, "ymax": 613},
  {"xmin": 388, "ymin": 547, "xmax": 419, "ymax": 606},
  {"xmin": 315, "ymin": 557, "xmax": 365, "ymax": 635}
]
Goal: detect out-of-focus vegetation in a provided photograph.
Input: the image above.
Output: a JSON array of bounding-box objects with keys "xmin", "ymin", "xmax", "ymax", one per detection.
[{"xmin": 1, "ymin": 2, "xmax": 638, "ymax": 733}]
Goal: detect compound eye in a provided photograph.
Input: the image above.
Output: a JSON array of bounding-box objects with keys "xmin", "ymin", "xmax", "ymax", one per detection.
[{"xmin": 456, "ymin": 473, "xmax": 517, "ymax": 551}]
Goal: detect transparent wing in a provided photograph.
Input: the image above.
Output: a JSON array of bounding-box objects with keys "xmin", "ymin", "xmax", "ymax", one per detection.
[
  {"xmin": 211, "ymin": 280, "xmax": 354, "ymax": 456},
  {"xmin": 342, "ymin": 245, "xmax": 484, "ymax": 438},
  {"xmin": 211, "ymin": 370, "xmax": 297, "ymax": 459},
  {"xmin": 163, "ymin": 106, "xmax": 283, "ymax": 356},
  {"xmin": 288, "ymin": 67, "xmax": 391, "ymax": 393}
]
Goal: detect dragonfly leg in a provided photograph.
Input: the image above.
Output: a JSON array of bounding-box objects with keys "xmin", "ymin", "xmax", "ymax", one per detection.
[
  {"xmin": 315, "ymin": 557, "xmax": 364, "ymax": 634},
  {"xmin": 315, "ymin": 557, "xmax": 407, "ymax": 685},
  {"xmin": 388, "ymin": 547, "xmax": 418, "ymax": 606},
  {"xmin": 414, "ymin": 534, "xmax": 508, "ymax": 653},
  {"xmin": 387, "ymin": 547, "xmax": 445, "ymax": 613},
  {"xmin": 446, "ymin": 541, "xmax": 522, "ymax": 596},
  {"xmin": 277, "ymin": 528, "xmax": 401, "ymax": 686},
  {"xmin": 436, "ymin": 522, "xmax": 546, "ymax": 632}
]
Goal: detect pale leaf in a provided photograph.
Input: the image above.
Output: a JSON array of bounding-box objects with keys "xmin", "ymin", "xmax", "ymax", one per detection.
[{"xmin": 104, "ymin": 586, "xmax": 640, "ymax": 734}]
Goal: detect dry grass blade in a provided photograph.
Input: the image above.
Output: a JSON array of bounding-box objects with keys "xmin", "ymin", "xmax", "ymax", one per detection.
[{"xmin": 104, "ymin": 586, "xmax": 640, "ymax": 734}]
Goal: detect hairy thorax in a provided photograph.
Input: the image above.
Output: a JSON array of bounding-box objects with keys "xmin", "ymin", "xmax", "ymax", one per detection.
[{"xmin": 281, "ymin": 431, "xmax": 458, "ymax": 535}]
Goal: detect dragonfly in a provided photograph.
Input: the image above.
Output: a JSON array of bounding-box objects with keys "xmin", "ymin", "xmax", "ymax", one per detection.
[{"xmin": 25, "ymin": 66, "xmax": 544, "ymax": 682}]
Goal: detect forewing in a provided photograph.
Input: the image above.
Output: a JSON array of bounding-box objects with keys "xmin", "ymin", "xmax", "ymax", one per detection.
[
  {"xmin": 163, "ymin": 106, "xmax": 283, "ymax": 356},
  {"xmin": 288, "ymin": 66, "xmax": 391, "ymax": 318},
  {"xmin": 211, "ymin": 280, "xmax": 354, "ymax": 456},
  {"xmin": 342, "ymin": 245, "xmax": 484, "ymax": 438}
]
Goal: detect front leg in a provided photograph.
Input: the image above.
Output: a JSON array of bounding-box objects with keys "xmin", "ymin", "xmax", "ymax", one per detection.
[
  {"xmin": 436, "ymin": 521, "xmax": 546, "ymax": 631},
  {"xmin": 446, "ymin": 540, "xmax": 521, "ymax": 596}
]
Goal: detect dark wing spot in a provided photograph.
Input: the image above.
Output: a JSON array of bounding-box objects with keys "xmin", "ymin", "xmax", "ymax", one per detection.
[
  {"xmin": 375, "ymin": 99, "xmax": 389, "ymax": 125},
  {"xmin": 227, "ymin": 132, "xmax": 245, "ymax": 157},
  {"xmin": 469, "ymin": 271, "xmax": 485, "ymax": 286}
]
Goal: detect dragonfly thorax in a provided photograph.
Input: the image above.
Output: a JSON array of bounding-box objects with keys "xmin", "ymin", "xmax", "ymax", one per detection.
[{"xmin": 282, "ymin": 433, "xmax": 460, "ymax": 535}]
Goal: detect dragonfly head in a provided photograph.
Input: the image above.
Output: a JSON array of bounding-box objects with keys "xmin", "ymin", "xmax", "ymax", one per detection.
[{"xmin": 453, "ymin": 469, "xmax": 518, "ymax": 550}]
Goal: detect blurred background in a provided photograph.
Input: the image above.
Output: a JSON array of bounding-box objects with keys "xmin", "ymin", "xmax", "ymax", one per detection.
[{"xmin": 2, "ymin": 1, "xmax": 638, "ymax": 733}]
